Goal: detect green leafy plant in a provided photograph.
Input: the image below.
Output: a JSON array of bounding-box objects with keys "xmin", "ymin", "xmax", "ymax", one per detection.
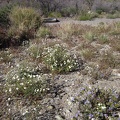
[
  {"xmin": 5, "ymin": 61, "xmax": 50, "ymax": 99},
  {"xmin": 48, "ymin": 12, "xmax": 62, "ymax": 18},
  {"xmin": 76, "ymin": 87, "xmax": 120, "ymax": 120},
  {"xmin": 43, "ymin": 44, "xmax": 80, "ymax": 74},
  {"xmin": 96, "ymin": 8, "xmax": 105, "ymax": 14},
  {"xmin": 78, "ymin": 11, "xmax": 98, "ymax": 21}
]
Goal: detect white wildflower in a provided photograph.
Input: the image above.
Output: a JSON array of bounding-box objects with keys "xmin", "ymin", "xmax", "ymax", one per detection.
[
  {"xmin": 101, "ymin": 106, "xmax": 106, "ymax": 110},
  {"xmin": 20, "ymin": 83, "xmax": 24, "ymax": 86},
  {"xmin": 8, "ymin": 98, "xmax": 11, "ymax": 101},
  {"xmin": 9, "ymin": 88, "xmax": 12, "ymax": 93},
  {"xmin": 24, "ymin": 87, "xmax": 27, "ymax": 90},
  {"xmin": 16, "ymin": 87, "xmax": 19, "ymax": 90}
]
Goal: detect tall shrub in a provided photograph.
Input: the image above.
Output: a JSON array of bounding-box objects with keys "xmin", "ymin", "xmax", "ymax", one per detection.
[{"xmin": 8, "ymin": 6, "xmax": 42, "ymax": 45}]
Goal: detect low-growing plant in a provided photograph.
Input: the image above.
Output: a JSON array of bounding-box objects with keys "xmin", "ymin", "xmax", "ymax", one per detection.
[
  {"xmin": 0, "ymin": 50, "xmax": 13, "ymax": 63},
  {"xmin": 5, "ymin": 61, "xmax": 50, "ymax": 99},
  {"xmin": 110, "ymin": 22, "xmax": 120, "ymax": 35},
  {"xmin": 78, "ymin": 11, "xmax": 98, "ymax": 21},
  {"xmin": 110, "ymin": 39, "xmax": 120, "ymax": 52},
  {"xmin": 96, "ymin": 8, "xmax": 105, "ymax": 14},
  {"xmin": 36, "ymin": 27, "xmax": 52, "ymax": 38},
  {"xmin": 27, "ymin": 43, "xmax": 43, "ymax": 62},
  {"xmin": 75, "ymin": 87, "xmax": 120, "ymax": 120},
  {"xmin": 48, "ymin": 12, "xmax": 62, "ymax": 18},
  {"xmin": 107, "ymin": 11, "xmax": 120, "ymax": 19},
  {"xmin": 99, "ymin": 51, "xmax": 119, "ymax": 69},
  {"xmin": 95, "ymin": 24, "xmax": 111, "ymax": 34},
  {"xmin": 80, "ymin": 48, "xmax": 96, "ymax": 61},
  {"xmin": 83, "ymin": 31, "xmax": 96, "ymax": 42},
  {"xmin": 56, "ymin": 23, "xmax": 82, "ymax": 40},
  {"xmin": 82, "ymin": 63, "xmax": 112, "ymax": 80},
  {"xmin": 43, "ymin": 44, "xmax": 80, "ymax": 74},
  {"xmin": 98, "ymin": 34, "xmax": 109, "ymax": 44}
]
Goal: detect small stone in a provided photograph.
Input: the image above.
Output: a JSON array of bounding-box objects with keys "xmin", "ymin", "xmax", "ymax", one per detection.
[
  {"xmin": 55, "ymin": 115, "xmax": 64, "ymax": 120},
  {"xmin": 47, "ymin": 105, "xmax": 53, "ymax": 110}
]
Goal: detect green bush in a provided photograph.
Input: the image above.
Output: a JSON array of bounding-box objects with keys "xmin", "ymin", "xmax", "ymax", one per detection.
[
  {"xmin": 96, "ymin": 8, "xmax": 105, "ymax": 14},
  {"xmin": 43, "ymin": 45, "xmax": 80, "ymax": 74},
  {"xmin": 0, "ymin": 5, "xmax": 12, "ymax": 27},
  {"xmin": 48, "ymin": 12, "xmax": 62, "ymax": 18},
  {"xmin": 5, "ymin": 61, "xmax": 50, "ymax": 99},
  {"xmin": 61, "ymin": 8, "xmax": 78, "ymax": 17},
  {"xmin": 75, "ymin": 87, "xmax": 120, "ymax": 120},
  {"xmin": 79, "ymin": 11, "xmax": 98, "ymax": 21},
  {"xmin": 107, "ymin": 11, "xmax": 120, "ymax": 19}
]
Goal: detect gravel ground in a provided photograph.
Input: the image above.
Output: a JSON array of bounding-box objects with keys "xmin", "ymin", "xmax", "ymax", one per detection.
[
  {"xmin": 46, "ymin": 18, "xmax": 120, "ymax": 26},
  {"xmin": 0, "ymin": 18, "xmax": 120, "ymax": 120}
]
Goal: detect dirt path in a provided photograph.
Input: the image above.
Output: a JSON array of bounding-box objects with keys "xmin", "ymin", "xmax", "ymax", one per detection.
[{"xmin": 46, "ymin": 18, "xmax": 120, "ymax": 26}]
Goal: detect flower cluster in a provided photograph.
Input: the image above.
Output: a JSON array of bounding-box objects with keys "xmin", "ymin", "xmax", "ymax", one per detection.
[
  {"xmin": 77, "ymin": 87, "xmax": 120, "ymax": 120},
  {"xmin": 43, "ymin": 44, "xmax": 80, "ymax": 74},
  {"xmin": 5, "ymin": 61, "xmax": 50, "ymax": 98}
]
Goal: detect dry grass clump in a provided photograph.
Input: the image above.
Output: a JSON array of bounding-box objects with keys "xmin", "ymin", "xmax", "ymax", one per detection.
[
  {"xmin": 80, "ymin": 48, "xmax": 97, "ymax": 61},
  {"xmin": 36, "ymin": 27, "xmax": 52, "ymax": 38},
  {"xmin": 98, "ymin": 51, "xmax": 120, "ymax": 69},
  {"xmin": 83, "ymin": 31, "xmax": 97, "ymax": 42},
  {"xmin": 54, "ymin": 22, "xmax": 83, "ymax": 40},
  {"xmin": 95, "ymin": 23, "xmax": 111, "ymax": 34},
  {"xmin": 7, "ymin": 6, "xmax": 42, "ymax": 46},
  {"xmin": 97, "ymin": 34, "xmax": 109, "ymax": 44},
  {"xmin": 109, "ymin": 22, "xmax": 120, "ymax": 35},
  {"xmin": 95, "ymin": 22, "xmax": 120, "ymax": 36},
  {"xmin": 9, "ymin": 6, "xmax": 41, "ymax": 31}
]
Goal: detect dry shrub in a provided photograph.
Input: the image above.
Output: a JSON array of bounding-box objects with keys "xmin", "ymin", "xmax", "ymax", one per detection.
[
  {"xmin": 7, "ymin": 6, "xmax": 42, "ymax": 46},
  {"xmin": 53, "ymin": 22, "xmax": 84, "ymax": 40}
]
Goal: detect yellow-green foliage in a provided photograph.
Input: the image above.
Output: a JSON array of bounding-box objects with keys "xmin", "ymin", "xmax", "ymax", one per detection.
[
  {"xmin": 56, "ymin": 22, "xmax": 82, "ymax": 40},
  {"xmin": 36, "ymin": 27, "xmax": 51, "ymax": 38},
  {"xmin": 9, "ymin": 6, "xmax": 41, "ymax": 31}
]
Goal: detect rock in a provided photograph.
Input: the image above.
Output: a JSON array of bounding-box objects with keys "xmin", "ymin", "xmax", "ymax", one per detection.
[{"xmin": 55, "ymin": 115, "xmax": 64, "ymax": 120}]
